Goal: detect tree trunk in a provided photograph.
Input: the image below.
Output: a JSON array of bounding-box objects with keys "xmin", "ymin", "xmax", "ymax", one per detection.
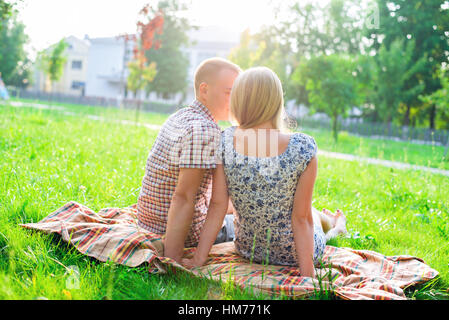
[
  {"xmin": 429, "ymin": 104, "xmax": 436, "ymax": 130},
  {"xmin": 49, "ymin": 80, "xmax": 54, "ymax": 108},
  {"xmin": 135, "ymin": 93, "xmax": 141, "ymax": 123},
  {"xmin": 444, "ymin": 134, "xmax": 449, "ymax": 160},
  {"xmin": 403, "ymin": 105, "xmax": 411, "ymax": 127},
  {"xmin": 332, "ymin": 115, "xmax": 338, "ymax": 143}
]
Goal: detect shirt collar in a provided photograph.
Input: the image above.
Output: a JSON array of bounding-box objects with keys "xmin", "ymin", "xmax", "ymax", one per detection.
[{"xmin": 191, "ymin": 99, "xmax": 217, "ymax": 123}]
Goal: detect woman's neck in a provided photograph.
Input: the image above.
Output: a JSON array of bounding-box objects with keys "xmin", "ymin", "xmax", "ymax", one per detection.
[{"xmin": 239, "ymin": 121, "xmax": 277, "ymax": 130}]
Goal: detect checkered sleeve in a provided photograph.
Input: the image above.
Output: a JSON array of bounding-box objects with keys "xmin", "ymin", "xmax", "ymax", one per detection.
[{"xmin": 178, "ymin": 121, "xmax": 221, "ymax": 169}]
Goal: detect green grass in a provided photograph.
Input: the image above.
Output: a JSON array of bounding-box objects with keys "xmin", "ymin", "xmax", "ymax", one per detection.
[
  {"xmin": 1, "ymin": 100, "xmax": 448, "ymax": 300},
  {"xmin": 302, "ymin": 128, "xmax": 449, "ymax": 171},
  {"xmin": 11, "ymin": 97, "xmax": 449, "ymax": 171},
  {"xmin": 0, "ymin": 103, "xmax": 281, "ymax": 300}
]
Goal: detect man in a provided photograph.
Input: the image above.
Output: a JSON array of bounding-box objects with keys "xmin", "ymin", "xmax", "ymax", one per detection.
[{"xmin": 137, "ymin": 57, "xmax": 241, "ymax": 263}]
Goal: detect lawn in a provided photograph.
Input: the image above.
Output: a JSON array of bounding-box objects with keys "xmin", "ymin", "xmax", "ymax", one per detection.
[
  {"xmin": 0, "ymin": 100, "xmax": 448, "ymax": 300},
  {"xmin": 304, "ymin": 128, "xmax": 449, "ymax": 171}
]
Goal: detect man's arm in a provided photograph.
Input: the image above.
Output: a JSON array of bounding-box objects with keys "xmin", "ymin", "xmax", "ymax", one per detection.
[
  {"xmin": 183, "ymin": 164, "xmax": 229, "ymax": 268},
  {"xmin": 164, "ymin": 168, "xmax": 206, "ymax": 263}
]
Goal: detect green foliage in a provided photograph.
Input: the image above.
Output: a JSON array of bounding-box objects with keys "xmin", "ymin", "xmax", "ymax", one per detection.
[
  {"xmin": 293, "ymin": 54, "xmax": 362, "ymax": 142},
  {"xmin": 0, "ymin": 11, "xmax": 31, "ymax": 87},
  {"xmin": 228, "ymin": 29, "xmax": 260, "ymax": 70},
  {"xmin": 370, "ymin": 39, "xmax": 427, "ymax": 125},
  {"xmin": 36, "ymin": 39, "xmax": 69, "ymax": 91},
  {"xmin": 368, "ymin": 0, "xmax": 449, "ymax": 128},
  {"xmin": 420, "ymin": 69, "xmax": 449, "ymax": 120},
  {"xmin": 273, "ymin": 0, "xmax": 368, "ymax": 106},
  {"xmin": 228, "ymin": 26, "xmax": 289, "ymax": 88},
  {"xmin": 144, "ymin": 0, "xmax": 193, "ymax": 101},
  {"xmin": 0, "ymin": 0, "xmax": 21, "ymax": 28},
  {"xmin": 277, "ymin": 0, "xmax": 365, "ymax": 57},
  {"xmin": 265, "ymin": 0, "xmax": 449, "ymax": 131},
  {"xmin": 419, "ymin": 68, "xmax": 449, "ymax": 156},
  {"xmin": 127, "ymin": 59, "xmax": 158, "ymax": 122},
  {"xmin": 127, "ymin": 61, "xmax": 157, "ymax": 96}
]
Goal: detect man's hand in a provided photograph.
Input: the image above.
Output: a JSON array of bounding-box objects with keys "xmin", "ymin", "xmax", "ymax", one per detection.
[
  {"xmin": 164, "ymin": 168, "xmax": 206, "ymax": 263},
  {"xmin": 181, "ymin": 257, "xmax": 205, "ymax": 269}
]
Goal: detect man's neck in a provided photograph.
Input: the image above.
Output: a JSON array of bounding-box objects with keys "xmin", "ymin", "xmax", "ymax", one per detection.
[{"xmin": 196, "ymin": 97, "xmax": 218, "ymax": 122}]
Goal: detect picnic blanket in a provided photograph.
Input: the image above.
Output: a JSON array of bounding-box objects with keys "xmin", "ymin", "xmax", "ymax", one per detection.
[{"xmin": 19, "ymin": 201, "xmax": 439, "ymax": 300}]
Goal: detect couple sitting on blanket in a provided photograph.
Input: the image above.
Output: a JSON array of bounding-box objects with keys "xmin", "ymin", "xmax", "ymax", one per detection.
[{"xmin": 137, "ymin": 58, "xmax": 347, "ymax": 278}]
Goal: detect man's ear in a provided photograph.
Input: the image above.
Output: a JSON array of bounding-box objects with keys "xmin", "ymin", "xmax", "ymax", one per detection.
[{"xmin": 199, "ymin": 82, "xmax": 208, "ymax": 98}]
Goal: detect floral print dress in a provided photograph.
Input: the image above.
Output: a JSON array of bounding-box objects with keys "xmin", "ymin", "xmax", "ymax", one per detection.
[{"xmin": 219, "ymin": 126, "xmax": 326, "ymax": 267}]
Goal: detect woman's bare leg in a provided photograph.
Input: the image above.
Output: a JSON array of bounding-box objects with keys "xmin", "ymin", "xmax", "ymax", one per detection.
[{"xmin": 227, "ymin": 198, "xmax": 235, "ymax": 214}]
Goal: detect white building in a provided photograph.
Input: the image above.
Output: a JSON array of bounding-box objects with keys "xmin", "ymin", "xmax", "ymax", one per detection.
[
  {"xmin": 30, "ymin": 26, "xmax": 240, "ymax": 105},
  {"xmin": 33, "ymin": 35, "xmax": 89, "ymax": 96},
  {"xmin": 85, "ymin": 25, "xmax": 240, "ymax": 104},
  {"xmin": 84, "ymin": 35, "xmax": 134, "ymax": 100}
]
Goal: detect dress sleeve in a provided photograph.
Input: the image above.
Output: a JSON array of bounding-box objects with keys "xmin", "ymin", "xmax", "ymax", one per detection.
[
  {"xmin": 304, "ymin": 135, "xmax": 318, "ymax": 168},
  {"xmin": 296, "ymin": 133, "xmax": 317, "ymax": 173}
]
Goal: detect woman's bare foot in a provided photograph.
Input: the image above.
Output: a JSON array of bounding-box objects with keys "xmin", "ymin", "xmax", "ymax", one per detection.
[
  {"xmin": 322, "ymin": 208, "xmax": 337, "ymax": 228},
  {"xmin": 323, "ymin": 209, "xmax": 348, "ymax": 241},
  {"xmin": 333, "ymin": 209, "xmax": 348, "ymax": 235}
]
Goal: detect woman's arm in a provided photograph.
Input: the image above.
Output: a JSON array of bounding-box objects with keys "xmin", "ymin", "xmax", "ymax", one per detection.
[
  {"xmin": 291, "ymin": 156, "xmax": 318, "ymax": 278},
  {"xmin": 183, "ymin": 164, "xmax": 229, "ymax": 268}
]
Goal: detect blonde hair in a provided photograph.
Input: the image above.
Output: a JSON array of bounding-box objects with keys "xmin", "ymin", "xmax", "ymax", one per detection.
[
  {"xmin": 230, "ymin": 67, "xmax": 285, "ymax": 130},
  {"xmin": 194, "ymin": 57, "xmax": 242, "ymax": 96}
]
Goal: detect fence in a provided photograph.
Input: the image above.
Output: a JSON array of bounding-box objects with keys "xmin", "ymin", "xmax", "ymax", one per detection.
[
  {"xmin": 7, "ymin": 88, "xmax": 180, "ymax": 115},
  {"xmin": 7, "ymin": 88, "xmax": 449, "ymax": 148},
  {"xmin": 295, "ymin": 117, "xmax": 449, "ymax": 147}
]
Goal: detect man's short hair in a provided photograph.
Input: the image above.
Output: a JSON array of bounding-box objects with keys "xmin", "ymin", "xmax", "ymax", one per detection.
[{"xmin": 194, "ymin": 57, "xmax": 242, "ymax": 96}]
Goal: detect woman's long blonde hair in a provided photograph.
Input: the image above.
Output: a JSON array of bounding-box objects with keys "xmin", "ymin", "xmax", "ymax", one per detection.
[{"xmin": 230, "ymin": 66, "xmax": 285, "ymax": 130}]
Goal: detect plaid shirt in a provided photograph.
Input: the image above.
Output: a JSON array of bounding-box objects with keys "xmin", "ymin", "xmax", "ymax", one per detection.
[{"xmin": 137, "ymin": 100, "xmax": 221, "ymax": 247}]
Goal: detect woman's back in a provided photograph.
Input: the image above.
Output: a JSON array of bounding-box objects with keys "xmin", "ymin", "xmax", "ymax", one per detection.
[{"xmin": 220, "ymin": 126, "xmax": 322, "ymax": 266}]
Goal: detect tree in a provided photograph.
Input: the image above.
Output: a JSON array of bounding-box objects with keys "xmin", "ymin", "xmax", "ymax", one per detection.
[
  {"xmin": 0, "ymin": 0, "xmax": 21, "ymax": 29},
  {"xmin": 371, "ymin": 39, "xmax": 427, "ymax": 126},
  {"xmin": 127, "ymin": 60, "xmax": 157, "ymax": 120},
  {"xmin": 127, "ymin": 3, "xmax": 164, "ymax": 121},
  {"xmin": 228, "ymin": 29, "xmax": 260, "ymax": 70},
  {"xmin": 273, "ymin": 0, "xmax": 368, "ymax": 107},
  {"xmin": 293, "ymin": 54, "xmax": 361, "ymax": 142},
  {"xmin": 368, "ymin": 0, "xmax": 449, "ymax": 129},
  {"xmin": 420, "ymin": 69, "xmax": 449, "ymax": 124},
  {"xmin": 0, "ymin": 11, "xmax": 30, "ymax": 88},
  {"xmin": 144, "ymin": 0, "xmax": 193, "ymax": 101},
  {"xmin": 275, "ymin": 0, "xmax": 366, "ymax": 57},
  {"xmin": 36, "ymin": 39, "xmax": 68, "ymax": 98},
  {"xmin": 419, "ymin": 68, "xmax": 449, "ymax": 157},
  {"xmin": 228, "ymin": 26, "xmax": 289, "ymax": 87}
]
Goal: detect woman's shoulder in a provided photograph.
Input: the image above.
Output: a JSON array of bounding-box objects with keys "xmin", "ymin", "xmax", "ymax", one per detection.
[
  {"xmin": 221, "ymin": 126, "xmax": 236, "ymax": 135},
  {"xmin": 291, "ymin": 132, "xmax": 317, "ymax": 148},
  {"xmin": 289, "ymin": 132, "xmax": 318, "ymax": 164},
  {"xmin": 220, "ymin": 126, "xmax": 237, "ymax": 142}
]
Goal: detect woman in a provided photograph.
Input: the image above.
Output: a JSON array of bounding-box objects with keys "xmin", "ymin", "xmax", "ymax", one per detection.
[{"xmin": 182, "ymin": 67, "xmax": 347, "ymax": 278}]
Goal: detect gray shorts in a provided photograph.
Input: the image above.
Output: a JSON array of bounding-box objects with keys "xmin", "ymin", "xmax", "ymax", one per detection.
[{"xmin": 214, "ymin": 214, "xmax": 235, "ymax": 244}]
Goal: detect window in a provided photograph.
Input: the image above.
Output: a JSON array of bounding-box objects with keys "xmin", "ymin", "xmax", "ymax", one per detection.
[
  {"xmin": 71, "ymin": 81, "xmax": 85, "ymax": 90},
  {"xmin": 72, "ymin": 60, "xmax": 82, "ymax": 70}
]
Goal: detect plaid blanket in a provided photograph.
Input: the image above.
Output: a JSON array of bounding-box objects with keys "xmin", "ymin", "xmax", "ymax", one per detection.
[{"xmin": 19, "ymin": 201, "xmax": 439, "ymax": 300}]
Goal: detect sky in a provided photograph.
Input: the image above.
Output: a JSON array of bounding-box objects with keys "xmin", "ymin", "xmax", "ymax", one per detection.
[{"xmin": 16, "ymin": 0, "xmax": 282, "ymax": 58}]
